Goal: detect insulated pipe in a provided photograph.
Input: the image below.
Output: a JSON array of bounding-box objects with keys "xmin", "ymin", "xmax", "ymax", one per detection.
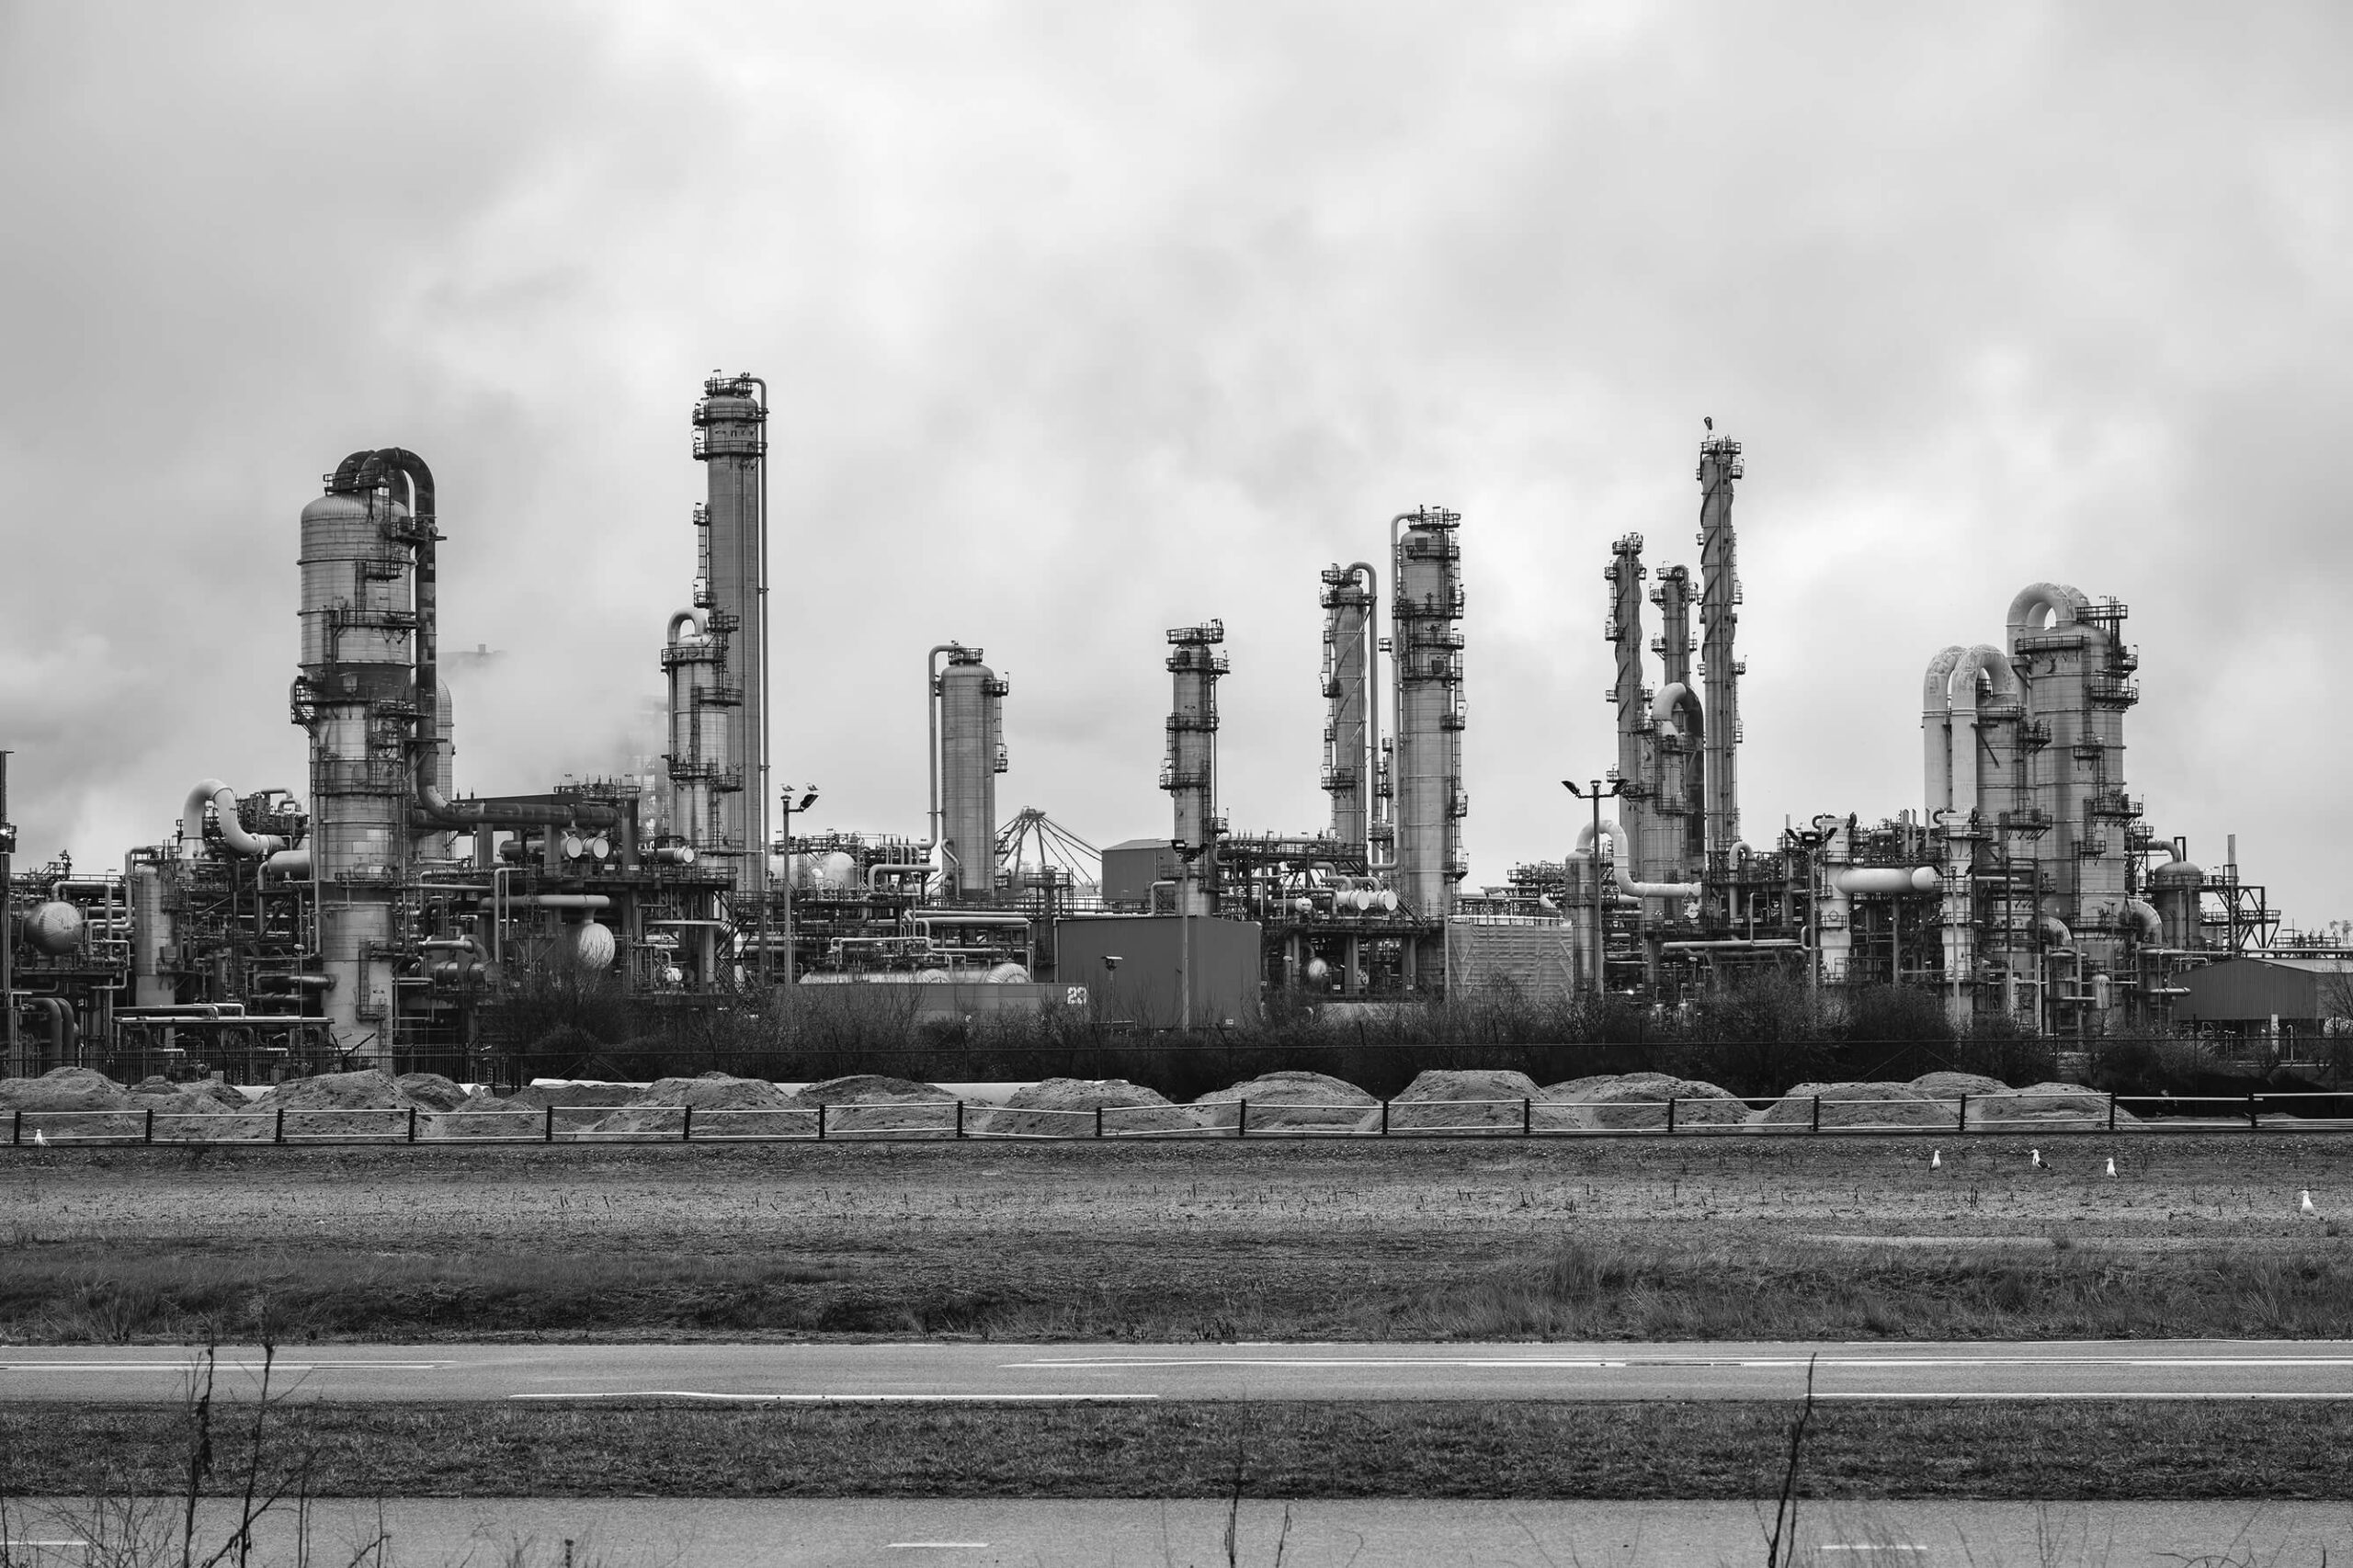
[
  {"xmin": 265, "ymin": 847, "xmax": 311, "ymax": 877},
  {"xmin": 926, "ymin": 643, "xmax": 961, "ymax": 856},
  {"xmin": 866, "ymin": 862, "xmax": 934, "ymax": 892},
  {"xmin": 2006, "ymin": 582, "xmax": 2094, "ymax": 647},
  {"xmin": 2040, "ymin": 915, "xmax": 2075, "ymax": 948},
  {"xmin": 667, "ymin": 608, "xmax": 709, "ymax": 645},
  {"xmin": 181, "ymin": 781, "xmax": 288, "ymax": 858},
  {"xmin": 653, "ymin": 846, "xmax": 698, "ymax": 866},
  {"xmin": 530, "ymin": 894, "xmax": 611, "ymax": 910},
  {"xmin": 1945, "ymin": 644, "xmax": 2019, "ymax": 824},
  {"xmin": 1835, "ymin": 867, "xmax": 1942, "ymax": 894},
  {"xmin": 251, "ymin": 972, "xmax": 334, "ymax": 991},
  {"xmin": 1336, "ymin": 560, "xmax": 1381, "ymax": 867},
  {"xmin": 1576, "ymin": 819, "xmax": 1699, "ymax": 899},
  {"xmin": 1922, "ymin": 646, "xmax": 1965, "ymax": 816},
  {"xmin": 2122, "ymin": 899, "xmax": 2163, "ymax": 941}
]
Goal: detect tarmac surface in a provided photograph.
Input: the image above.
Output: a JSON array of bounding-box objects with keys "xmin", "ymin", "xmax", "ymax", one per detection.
[
  {"xmin": 4, "ymin": 1339, "xmax": 2352, "ymax": 1403},
  {"xmin": 2, "ymin": 1495, "xmax": 2346, "ymax": 1565}
]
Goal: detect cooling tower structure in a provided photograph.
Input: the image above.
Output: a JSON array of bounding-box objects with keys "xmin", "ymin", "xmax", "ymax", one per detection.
[
  {"xmin": 1318, "ymin": 562, "xmax": 1379, "ymax": 860},
  {"xmin": 1696, "ymin": 434, "xmax": 1745, "ymax": 858},
  {"xmin": 1161, "ymin": 620, "xmax": 1227, "ymax": 916},
  {"xmin": 931, "ymin": 643, "xmax": 1007, "ymax": 899},
  {"xmin": 1390, "ymin": 507, "xmax": 1467, "ymax": 919},
  {"xmin": 685, "ymin": 373, "xmax": 768, "ymax": 900}
]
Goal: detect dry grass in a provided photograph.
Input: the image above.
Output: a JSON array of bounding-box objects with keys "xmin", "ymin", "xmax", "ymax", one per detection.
[
  {"xmin": 4, "ymin": 1399, "xmax": 2349, "ymax": 1501},
  {"xmin": 2, "ymin": 1135, "xmax": 2346, "ymax": 1343}
]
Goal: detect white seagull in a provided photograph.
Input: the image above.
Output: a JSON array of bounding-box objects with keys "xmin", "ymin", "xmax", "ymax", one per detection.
[
  {"xmin": 2105, "ymin": 1156, "xmax": 2117, "ymax": 1177},
  {"xmin": 2030, "ymin": 1147, "xmax": 2045, "ymax": 1169},
  {"xmin": 1930, "ymin": 1149, "xmax": 1941, "ymax": 1168},
  {"xmin": 2302, "ymin": 1189, "xmax": 2322, "ymax": 1217}
]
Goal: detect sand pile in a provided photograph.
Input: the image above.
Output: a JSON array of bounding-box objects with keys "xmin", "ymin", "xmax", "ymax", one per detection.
[
  {"xmin": 1753, "ymin": 1081, "xmax": 1954, "ymax": 1129},
  {"xmin": 505, "ymin": 1081, "xmax": 644, "ymax": 1111},
  {"xmin": 1544, "ymin": 1072, "xmax": 1749, "ymax": 1130},
  {"xmin": 791, "ymin": 1074, "xmax": 958, "ymax": 1136},
  {"xmin": 422, "ymin": 1092, "xmax": 543, "ymax": 1140},
  {"xmin": 1194, "ymin": 1071, "xmax": 1379, "ymax": 1134},
  {"xmin": 1907, "ymin": 1072, "xmax": 2011, "ymax": 1100},
  {"xmin": 1386, "ymin": 1069, "xmax": 1545, "ymax": 1131},
  {"xmin": 974, "ymin": 1077, "xmax": 1199, "ymax": 1138},
  {"xmin": 591, "ymin": 1073, "xmax": 805, "ymax": 1137},
  {"xmin": 0, "ymin": 1067, "xmax": 136, "ymax": 1113},
  {"xmin": 254, "ymin": 1069, "xmax": 433, "ymax": 1138},
  {"xmin": 393, "ymin": 1073, "xmax": 471, "ymax": 1111},
  {"xmin": 1971, "ymin": 1081, "xmax": 2131, "ymax": 1126}
]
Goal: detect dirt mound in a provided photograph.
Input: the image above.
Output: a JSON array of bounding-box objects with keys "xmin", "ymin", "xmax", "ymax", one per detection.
[
  {"xmin": 505, "ymin": 1081, "xmax": 644, "ymax": 1111},
  {"xmin": 0, "ymin": 1067, "xmax": 132, "ymax": 1112},
  {"xmin": 1908, "ymin": 1072, "xmax": 2011, "ymax": 1100},
  {"xmin": 1388, "ymin": 1069, "xmax": 1544, "ymax": 1132},
  {"xmin": 1544, "ymin": 1072, "xmax": 1749, "ymax": 1130},
  {"xmin": 1194, "ymin": 1071, "xmax": 1378, "ymax": 1134},
  {"xmin": 252, "ymin": 1070, "xmax": 432, "ymax": 1140},
  {"xmin": 791, "ymin": 1074, "xmax": 958, "ymax": 1137},
  {"xmin": 423, "ymin": 1092, "xmax": 542, "ymax": 1141},
  {"xmin": 975, "ymin": 1078, "xmax": 1199, "ymax": 1139},
  {"xmin": 591, "ymin": 1074, "xmax": 806, "ymax": 1138},
  {"xmin": 394, "ymin": 1073, "xmax": 471, "ymax": 1111},
  {"xmin": 1754, "ymin": 1081, "xmax": 1953, "ymax": 1129},
  {"xmin": 1972, "ymin": 1081, "xmax": 2132, "ymax": 1126}
]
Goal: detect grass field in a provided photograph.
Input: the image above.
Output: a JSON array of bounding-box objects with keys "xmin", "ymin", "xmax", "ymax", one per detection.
[
  {"xmin": 0, "ymin": 1135, "xmax": 2345, "ymax": 1342},
  {"xmin": 3, "ymin": 1398, "xmax": 2349, "ymax": 1501}
]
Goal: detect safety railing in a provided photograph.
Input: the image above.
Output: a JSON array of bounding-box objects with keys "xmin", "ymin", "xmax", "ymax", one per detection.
[{"xmin": 6, "ymin": 1091, "xmax": 2351, "ymax": 1147}]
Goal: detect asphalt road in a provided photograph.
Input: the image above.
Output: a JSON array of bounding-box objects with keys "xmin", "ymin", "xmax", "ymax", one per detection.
[
  {"xmin": 4, "ymin": 1496, "xmax": 2346, "ymax": 1566},
  {"xmin": 2, "ymin": 1340, "xmax": 2349, "ymax": 1403}
]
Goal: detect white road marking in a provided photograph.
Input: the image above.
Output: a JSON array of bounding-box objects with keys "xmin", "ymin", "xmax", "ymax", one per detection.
[
  {"xmin": 0, "ymin": 1361, "xmax": 449, "ymax": 1373},
  {"xmin": 1820, "ymin": 1548, "xmax": 1928, "ymax": 1554},
  {"xmin": 506, "ymin": 1391, "xmax": 1158, "ymax": 1403},
  {"xmin": 884, "ymin": 1546, "xmax": 992, "ymax": 1551}
]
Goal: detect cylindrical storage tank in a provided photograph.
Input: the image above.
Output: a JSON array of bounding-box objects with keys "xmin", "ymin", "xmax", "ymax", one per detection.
[
  {"xmin": 938, "ymin": 651, "xmax": 1004, "ymax": 899},
  {"xmin": 130, "ymin": 865, "xmax": 174, "ymax": 1007},
  {"xmin": 2154, "ymin": 860, "xmax": 2204, "ymax": 949},
  {"xmin": 22, "ymin": 902, "xmax": 85, "ymax": 956},
  {"xmin": 567, "ymin": 921, "xmax": 618, "ymax": 971}
]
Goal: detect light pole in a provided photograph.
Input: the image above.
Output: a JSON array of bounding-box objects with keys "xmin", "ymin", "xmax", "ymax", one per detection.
[
  {"xmin": 779, "ymin": 785, "xmax": 818, "ymax": 987},
  {"xmin": 1563, "ymin": 778, "xmax": 1623, "ymax": 994}
]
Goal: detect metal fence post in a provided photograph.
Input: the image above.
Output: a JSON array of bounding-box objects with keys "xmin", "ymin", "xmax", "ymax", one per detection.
[
  {"xmin": 407, "ymin": 1107, "xmax": 417, "ymax": 1144},
  {"xmin": 144, "ymin": 1108, "xmax": 154, "ymax": 1145},
  {"xmin": 682, "ymin": 1104, "xmax": 694, "ymax": 1143},
  {"xmin": 1380, "ymin": 1099, "xmax": 1390, "ymax": 1137},
  {"xmin": 2107, "ymin": 1093, "xmax": 2118, "ymax": 1133},
  {"xmin": 543, "ymin": 1105, "xmax": 554, "ymax": 1143},
  {"xmin": 818, "ymin": 1103, "xmax": 828, "ymax": 1141},
  {"xmin": 1095, "ymin": 1106, "xmax": 1105, "ymax": 1140},
  {"xmin": 1237, "ymin": 1098, "xmax": 1248, "ymax": 1139},
  {"xmin": 1521, "ymin": 1097, "xmax": 1531, "ymax": 1137},
  {"xmin": 273, "ymin": 1108, "xmax": 285, "ymax": 1145},
  {"xmin": 10, "ymin": 1109, "xmax": 19, "ymax": 1146},
  {"xmin": 2247, "ymin": 1092, "xmax": 2259, "ymax": 1131},
  {"xmin": 955, "ymin": 1101, "xmax": 965, "ymax": 1140},
  {"xmin": 1665, "ymin": 1096, "xmax": 1677, "ymax": 1134},
  {"xmin": 1957, "ymin": 1094, "xmax": 1968, "ymax": 1132},
  {"xmin": 1810, "ymin": 1096, "xmax": 1821, "ymax": 1134}
]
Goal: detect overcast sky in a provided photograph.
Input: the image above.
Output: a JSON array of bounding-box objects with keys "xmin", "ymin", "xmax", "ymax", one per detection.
[{"xmin": 2, "ymin": 2, "xmax": 2347, "ymax": 922}]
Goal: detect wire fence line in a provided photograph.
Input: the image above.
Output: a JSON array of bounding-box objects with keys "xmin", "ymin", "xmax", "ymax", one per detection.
[{"xmin": 5, "ymin": 1092, "xmax": 2351, "ymax": 1147}]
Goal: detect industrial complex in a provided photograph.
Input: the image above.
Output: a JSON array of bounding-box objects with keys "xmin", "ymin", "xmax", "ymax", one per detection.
[{"xmin": 0, "ymin": 375, "xmax": 2311, "ymax": 1081}]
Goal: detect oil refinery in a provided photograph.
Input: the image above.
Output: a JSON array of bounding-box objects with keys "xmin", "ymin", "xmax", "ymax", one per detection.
[{"xmin": 0, "ymin": 374, "xmax": 2295, "ymax": 1081}]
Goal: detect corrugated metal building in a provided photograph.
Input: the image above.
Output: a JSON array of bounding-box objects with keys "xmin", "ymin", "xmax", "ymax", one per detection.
[
  {"xmin": 1445, "ymin": 918, "xmax": 1578, "ymax": 1004},
  {"xmin": 2175, "ymin": 958, "xmax": 2353, "ymax": 1039},
  {"xmin": 1099, "ymin": 839, "xmax": 1182, "ymax": 909},
  {"xmin": 1055, "ymin": 914, "xmax": 1260, "ymax": 1028}
]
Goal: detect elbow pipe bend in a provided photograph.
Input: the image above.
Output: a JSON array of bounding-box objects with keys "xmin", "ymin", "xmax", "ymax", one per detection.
[
  {"xmin": 1947, "ymin": 644, "xmax": 2019, "ymax": 710},
  {"xmin": 667, "ymin": 608, "xmax": 709, "ymax": 645},
  {"xmin": 1922, "ymin": 646, "xmax": 1966, "ymax": 713},
  {"xmin": 2123, "ymin": 899, "xmax": 2163, "ymax": 941},
  {"xmin": 182, "ymin": 781, "xmax": 287, "ymax": 858},
  {"xmin": 2006, "ymin": 582, "xmax": 2091, "ymax": 647}
]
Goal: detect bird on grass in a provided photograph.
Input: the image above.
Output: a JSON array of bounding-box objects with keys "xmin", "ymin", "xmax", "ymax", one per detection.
[
  {"xmin": 2030, "ymin": 1147, "xmax": 2047, "ymax": 1170},
  {"xmin": 2105, "ymin": 1156, "xmax": 2118, "ymax": 1178},
  {"xmin": 31, "ymin": 1130, "xmax": 45, "ymax": 1148},
  {"xmin": 1930, "ymin": 1149, "xmax": 1941, "ymax": 1168},
  {"xmin": 2303, "ymin": 1189, "xmax": 2323, "ymax": 1218}
]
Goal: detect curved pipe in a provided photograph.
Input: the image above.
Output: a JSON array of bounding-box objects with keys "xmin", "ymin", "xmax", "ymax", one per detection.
[
  {"xmin": 1945, "ymin": 644, "xmax": 2020, "ymax": 823},
  {"xmin": 265, "ymin": 846, "xmax": 311, "ymax": 877},
  {"xmin": 926, "ymin": 643, "xmax": 961, "ymax": 856},
  {"xmin": 866, "ymin": 861, "xmax": 934, "ymax": 892},
  {"xmin": 1339, "ymin": 560, "xmax": 1381, "ymax": 865},
  {"xmin": 1922, "ymin": 646, "xmax": 1964, "ymax": 814},
  {"xmin": 2040, "ymin": 915, "xmax": 2075, "ymax": 948},
  {"xmin": 1652, "ymin": 680, "xmax": 1702, "ymax": 736},
  {"xmin": 2123, "ymin": 899, "xmax": 2163, "ymax": 941},
  {"xmin": 667, "ymin": 608, "xmax": 709, "ymax": 645},
  {"xmin": 22, "ymin": 996, "xmax": 76, "ymax": 1064},
  {"xmin": 2006, "ymin": 582, "xmax": 2094, "ymax": 648},
  {"xmin": 1576, "ymin": 818, "xmax": 1699, "ymax": 899},
  {"xmin": 181, "ymin": 780, "xmax": 288, "ymax": 858}
]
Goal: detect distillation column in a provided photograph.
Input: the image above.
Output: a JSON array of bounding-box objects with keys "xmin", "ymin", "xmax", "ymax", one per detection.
[
  {"xmin": 1645, "ymin": 563, "xmax": 1704, "ymax": 877},
  {"xmin": 936, "ymin": 645, "xmax": 1007, "ymax": 899},
  {"xmin": 1318, "ymin": 563, "xmax": 1377, "ymax": 859},
  {"xmin": 1391, "ymin": 506, "xmax": 1466, "ymax": 919},
  {"xmin": 1161, "ymin": 622, "xmax": 1226, "ymax": 916},
  {"xmin": 1605, "ymin": 534, "xmax": 1649, "ymax": 885},
  {"xmin": 663, "ymin": 608, "xmax": 726, "ymax": 851},
  {"xmin": 689, "ymin": 375, "xmax": 767, "ymax": 903},
  {"xmin": 1697, "ymin": 434, "xmax": 1744, "ymax": 860},
  {"xmin": 297, "ymin": 460, "xmax": 427, "ymax": 1060}
]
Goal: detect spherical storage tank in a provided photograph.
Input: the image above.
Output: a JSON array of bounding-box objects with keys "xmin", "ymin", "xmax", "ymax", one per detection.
[
  {"xmin": 567, "ymin": 921, "xmax": 617, "ymax": 971},
  {"xmin": 23, "ymin": 902, "xmax": 85, "ymax": 956}
]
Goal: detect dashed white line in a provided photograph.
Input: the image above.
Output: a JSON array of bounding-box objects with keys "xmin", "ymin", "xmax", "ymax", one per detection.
[{"xmin": 506, "ymin": 1391, "xmax": 1158, "ymax": 1403}]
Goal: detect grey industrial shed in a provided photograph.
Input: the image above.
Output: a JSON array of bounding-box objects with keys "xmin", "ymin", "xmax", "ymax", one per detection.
[{"xmin": 2174, "ymin": 958, "xmax": 2353, "ymax": 1039}]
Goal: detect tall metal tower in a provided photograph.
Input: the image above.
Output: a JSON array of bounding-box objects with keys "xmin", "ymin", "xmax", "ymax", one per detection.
[
  {"xmin": 1161, "ymin": 620, "xmax": 1226, "ymax": 915},
  {"xmin": 1391, "ymin": 506, "xmax": 1466, "ymax": 918},
  {"xmin": 934, "ymin": 644, "xmax": 1007, "ymax": 899},
  {"xmin": 1318, "ymin": 562, "xmax": 1378, "ymax": 860},
  {"xmin": 1696, "ymin": 435, "xmax": 1744, "ymax": 858},
  {"xmin": 689, "ymin": 374, "xmax": 768, "ymax": 903},
  {"xmin": 1604, "ymin": 533, "xmax": 1648, "ymax": 879}
]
